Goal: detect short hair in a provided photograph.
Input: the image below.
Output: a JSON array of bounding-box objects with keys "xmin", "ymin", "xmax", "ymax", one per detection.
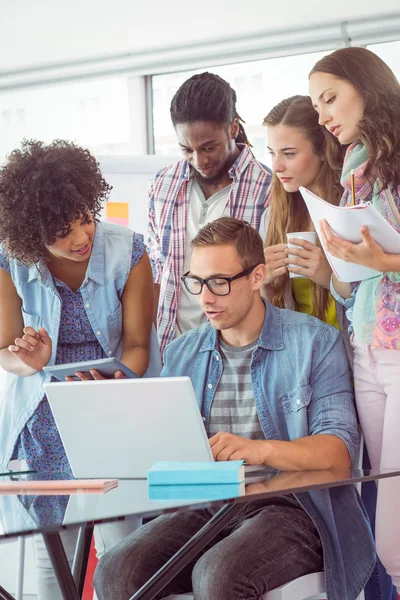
[
  {"xmin": 191, "ymin": 217, "xmax": 265, "ymax": 269},
  {"xmin": 170, "ymin": 72, "xmax": 250, "ymax": 146},
  {"xmin": 0, "ymin": 139, "xmax": 111, "ymax": 265}
]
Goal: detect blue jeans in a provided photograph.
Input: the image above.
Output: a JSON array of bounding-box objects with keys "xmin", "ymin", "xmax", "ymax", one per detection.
[
  {"xmin": 94, "ymin": 499, "xmax": 323, "ymax": 600},
  {"xmin": 362, "ymin": 447, "xmax": 397, "ymax": 600}
]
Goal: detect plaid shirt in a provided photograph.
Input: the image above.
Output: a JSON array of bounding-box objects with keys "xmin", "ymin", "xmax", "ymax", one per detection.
[{"xmin": 147, "ymin": 145, "xmax": 272, "ymax": 354}]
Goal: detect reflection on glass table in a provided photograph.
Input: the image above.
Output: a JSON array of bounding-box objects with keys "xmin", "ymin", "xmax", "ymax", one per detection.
[
  {"xmin": 0, "ymin": 468, "xmax": 399, "ymax": 538},
  {"xmin": 0, "ymin": 467, "xmax": 399, "ymax": 600}
]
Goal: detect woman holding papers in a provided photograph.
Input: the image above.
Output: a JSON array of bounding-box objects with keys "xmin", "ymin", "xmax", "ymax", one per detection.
[
  {"xmin": 310, "ymin": 47, "xmax": 400, "ymax": 596},
  {"xmin": 259, "ymin": 96, "xmax": 351, "ymax": 354},
  {"xmin": 0, "ymin": 140, "xmax": 151, "ymax": 598}
]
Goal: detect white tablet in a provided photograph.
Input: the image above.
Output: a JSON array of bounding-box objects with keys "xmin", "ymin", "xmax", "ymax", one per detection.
[{"xmin": 43, "ymin": 357, "xmax": 139, "ymax": 381}]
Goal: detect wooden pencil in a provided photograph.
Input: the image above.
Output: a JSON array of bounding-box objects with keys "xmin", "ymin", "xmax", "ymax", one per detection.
[{"xmin": 350, "ymin": 169, "xmax": 356, "ymax": 206}]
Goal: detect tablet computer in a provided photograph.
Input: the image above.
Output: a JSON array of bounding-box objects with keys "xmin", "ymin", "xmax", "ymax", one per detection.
[{"xmin": 43, "ymin": 358, "xmax": 139, "ymax": 381}]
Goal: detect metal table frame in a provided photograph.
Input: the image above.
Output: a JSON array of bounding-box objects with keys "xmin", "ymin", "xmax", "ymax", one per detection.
[
  {"xmin": 130, "ymin": 502, "xmax": 241, "ymax": 600},
  {"xmin": 0, "ymin": 503, "xmax": 239, "ymax": 600},
  {"xmin": 0, "ymin": 524, "xmax": 94, "ymax": 600}
]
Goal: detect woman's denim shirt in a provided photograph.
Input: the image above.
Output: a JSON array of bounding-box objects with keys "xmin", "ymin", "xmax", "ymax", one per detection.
[
  {"xmin": 0, "ymin": 221, "xmax": 156, "ymax": 470},
  {"xmin": 162, "ymin": 300, "xmax": 375, "ymax": 600}
]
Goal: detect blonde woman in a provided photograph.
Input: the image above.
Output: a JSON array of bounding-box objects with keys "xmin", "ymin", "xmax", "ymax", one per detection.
[{"xmin": 260, "ymin": 95, "xmax": 349, "ymax": 348}]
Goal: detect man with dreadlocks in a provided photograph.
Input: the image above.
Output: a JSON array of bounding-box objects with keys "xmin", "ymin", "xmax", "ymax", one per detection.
[{"xmin": 148, "ymin": 72, "xmax": 272, "ymax": 354}]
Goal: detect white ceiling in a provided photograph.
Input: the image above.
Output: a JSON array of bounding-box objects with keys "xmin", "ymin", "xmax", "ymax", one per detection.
[{"xmin": 1, "ymin": 0, "xmax": 400, "ymax": 72}]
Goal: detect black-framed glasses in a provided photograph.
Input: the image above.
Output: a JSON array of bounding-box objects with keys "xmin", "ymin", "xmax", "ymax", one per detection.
[{"xmin": 181, "ymin": 264, "xmax": 259, "ymax": 297}]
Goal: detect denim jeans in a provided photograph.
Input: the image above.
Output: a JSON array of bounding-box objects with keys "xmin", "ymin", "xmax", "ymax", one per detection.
[{"xmin": 94, "ymin": 499, "xmax": 323, "ymax": 600}]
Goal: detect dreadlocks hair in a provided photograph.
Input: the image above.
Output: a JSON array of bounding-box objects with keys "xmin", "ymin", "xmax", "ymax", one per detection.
[{"xmin": 170, "ymin": 72, "xmax": 251, "ymax": 146}]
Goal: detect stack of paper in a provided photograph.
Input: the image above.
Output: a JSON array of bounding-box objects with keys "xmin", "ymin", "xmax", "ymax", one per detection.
[
  {"xmin": 299, "ymin": 186, "xmax": 400, "ymax": 282},
  {"xmin": 148, "ymin": 461, "xmax": 245, "ymax": 485}
]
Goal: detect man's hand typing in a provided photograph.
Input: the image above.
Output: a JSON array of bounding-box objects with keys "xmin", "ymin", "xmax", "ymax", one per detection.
[{"xmin": 209, "ymin": 432, "xmax": 268, "ymax": 465}]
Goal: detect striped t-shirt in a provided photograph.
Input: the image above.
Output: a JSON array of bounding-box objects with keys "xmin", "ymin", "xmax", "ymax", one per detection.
[
  {"xmin": 207, "ymin": 336, "xmax": 301, "ymax": 510},
  {"xmin": 207, "ymin": 338, "xmax": 265, "ymax": 439}
]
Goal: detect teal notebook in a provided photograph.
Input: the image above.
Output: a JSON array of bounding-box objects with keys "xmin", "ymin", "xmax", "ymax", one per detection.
[
  {"xmin": 148, "ymin": 481, "xmax": 245, "ymax": 501},
  {"xmin": 148, "ymin": 460, "xmax": 245, "ymax": 485}
]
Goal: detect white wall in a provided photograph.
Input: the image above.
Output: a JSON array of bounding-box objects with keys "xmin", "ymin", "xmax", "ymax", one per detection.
[
  {"xmin": 99, "ymin": 154, "xmax": 181, "ymax": 235},
  {"xmin": 1, "ymin": 0, "xmax": 400, "ymax": 71}
]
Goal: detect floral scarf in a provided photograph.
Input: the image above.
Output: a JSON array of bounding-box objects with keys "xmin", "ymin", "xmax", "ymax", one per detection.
[{"xmin": 341, "ymin": 142, "xmax": 400, "ymax": 349}]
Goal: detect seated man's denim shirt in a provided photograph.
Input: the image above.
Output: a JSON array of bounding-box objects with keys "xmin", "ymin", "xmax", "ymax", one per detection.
[{"xmin": 162, "ymin": 299, "xmax": 375, "ymax": 600}]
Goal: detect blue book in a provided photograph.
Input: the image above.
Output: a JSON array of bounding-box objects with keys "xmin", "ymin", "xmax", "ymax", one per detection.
[
  {"xmin": 148, "ymin": 481, "xmax": 245, "ymax": 501},
  {"xmin": 148, "ymin": 460, "xmax": 245, "ymax": 485}
]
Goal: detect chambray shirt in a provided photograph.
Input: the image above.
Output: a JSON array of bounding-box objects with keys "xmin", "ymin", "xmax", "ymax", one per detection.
[{"xmin": 161, "ymin": 300, "xmax": 375, "ymax": 600}]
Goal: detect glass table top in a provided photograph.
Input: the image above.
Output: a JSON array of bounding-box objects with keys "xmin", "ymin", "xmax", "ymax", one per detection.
[{"xmin": 0, "ymin": 467, "xmax": 399, "ymax": 539}]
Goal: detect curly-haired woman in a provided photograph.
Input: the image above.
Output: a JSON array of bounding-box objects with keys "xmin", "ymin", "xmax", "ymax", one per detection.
[
  {"xmin": 310, "ymin": 47, "xmax": 400, "ymax": 596},
  {"xmin": 0, "ymin": 139, "xmax": 155, "ymax": 598}
]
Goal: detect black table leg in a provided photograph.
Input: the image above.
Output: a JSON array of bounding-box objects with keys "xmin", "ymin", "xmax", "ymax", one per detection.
[
  {"xmin": 0, "ymin": 530, "xmax": 92, "ymax": 600},
  {"xmin": 72, "ymin": 525, "xmax": 94, "ymax": 597},
  {"xmin": 130, "ymin": 501, "xmax": 242, "ymax": 600},
  {"xmin": 43, "ymin": 531, "xmax": 81, "ymax": 600},
  {"xmin": 0, "ymin": 585, "xmax": 15, "ymax": 600}
]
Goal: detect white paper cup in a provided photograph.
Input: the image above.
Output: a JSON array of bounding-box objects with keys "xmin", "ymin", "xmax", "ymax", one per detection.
[{"xmin": 286, "ymin": 231, "xmax": 317, "ymax": 279}]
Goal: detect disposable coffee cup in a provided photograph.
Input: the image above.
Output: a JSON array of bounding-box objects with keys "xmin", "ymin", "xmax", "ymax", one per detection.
[{"xmin": 286, "ymin": 231, "xmax": 317, "ymax": 279}]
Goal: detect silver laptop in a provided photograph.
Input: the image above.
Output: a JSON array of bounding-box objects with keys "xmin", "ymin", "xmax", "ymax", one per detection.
[{"xmin": 44, "ymin": 377, "xmax": 213, "ymax": 478}]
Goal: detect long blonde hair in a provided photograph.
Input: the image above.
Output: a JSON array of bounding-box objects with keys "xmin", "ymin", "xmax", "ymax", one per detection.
[{"xmin": 263, "ymin": 95, "xmax": 344, "ymax": 320}]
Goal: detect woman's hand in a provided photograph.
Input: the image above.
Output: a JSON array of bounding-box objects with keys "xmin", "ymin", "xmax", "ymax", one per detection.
[
  {"xmin": 264, "ymin": 244, "xmax": 288, "ymax": 285},
  {"xmin": 66, "ymin": 369, "xmax": 125, "ymax": 382},
  {"xmin": 8, "ymin": 326, "xmax": 52, "ymax": 372},
  {"xmin": 319, "ymin": 219, "xmax": 388, "ymax": 271},
  {"xmin": 285, "ymin": 238, "xmax": 332, "ymax": 289}
]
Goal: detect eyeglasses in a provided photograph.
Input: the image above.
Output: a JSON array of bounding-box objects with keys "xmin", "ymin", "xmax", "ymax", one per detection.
[{"xmin": 181, "ymin": 264, "xmax": 259, "ymax": 297}]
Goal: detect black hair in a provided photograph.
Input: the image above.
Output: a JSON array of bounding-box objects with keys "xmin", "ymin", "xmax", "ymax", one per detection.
[
  {"xmin": 0, "ymin": 139, "xmax": 111, "ymax": 265},
  {"xmin": 170, "ymin": 72, "xmax": 251, "ymax": 146}
]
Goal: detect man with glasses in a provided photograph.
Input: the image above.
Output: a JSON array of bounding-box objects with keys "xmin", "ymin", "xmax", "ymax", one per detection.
[{"xmin": 95, "ymin": 217, "xmax": 375, "ymax": 600}]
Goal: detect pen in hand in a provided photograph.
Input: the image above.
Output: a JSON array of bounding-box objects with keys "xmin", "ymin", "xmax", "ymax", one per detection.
[{"xmin": 350, "ymin": 169, "xmax": 356, "ymax": 206}]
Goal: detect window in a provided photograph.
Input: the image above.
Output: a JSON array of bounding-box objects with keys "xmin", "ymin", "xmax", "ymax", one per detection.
[
  {"xmin": 367, "ymin": 40, "xmax": 400, "ymax": 78},
  {"xmin": 152, "ymin": 50, "xmax": 332, "ymax": 165},
  {"xmin": 0, "ymin": 75, "xmax": 147, "ymax": 165}
]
